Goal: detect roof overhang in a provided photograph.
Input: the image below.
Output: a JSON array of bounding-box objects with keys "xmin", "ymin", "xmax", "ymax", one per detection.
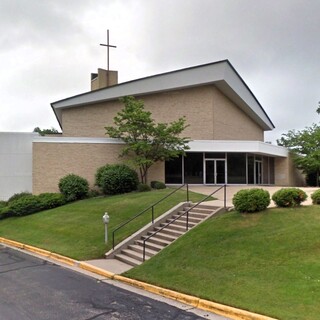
[
  {"xmin": 33, "ymin": 136, "xmax": 287, "ymax": 158},
  {"xmin": 51, "ymin": 60, "xmax": 275, "ymax": 131},
  {"xmin": 188, "ymin": 140, "xmax": 288, "ymax": 157}
]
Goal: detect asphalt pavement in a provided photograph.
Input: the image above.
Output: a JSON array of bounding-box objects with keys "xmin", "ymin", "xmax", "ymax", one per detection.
[{"xmin": 0, "ymin": 245, "xmax": 229, "ymax": 320}]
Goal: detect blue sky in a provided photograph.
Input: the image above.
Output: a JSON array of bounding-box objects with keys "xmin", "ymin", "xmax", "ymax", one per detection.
[{"xmin": 0, "ymin": 0, "xmax": 319, "ymax": 143}]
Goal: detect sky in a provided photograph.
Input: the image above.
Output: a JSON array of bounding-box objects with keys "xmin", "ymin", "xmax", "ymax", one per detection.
[{"xmin": 0, "ymin": 0, "xmax": 319, "ymax": 143}]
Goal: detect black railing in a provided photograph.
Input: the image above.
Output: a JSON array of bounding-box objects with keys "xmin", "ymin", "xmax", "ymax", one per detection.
[
  {"xmin": 142, "ymin": 184, "xmax": 227, "ymax": 261},
  {"xmin": 112, "ymin": 184, "xmax": 190, "ymax": 250}
]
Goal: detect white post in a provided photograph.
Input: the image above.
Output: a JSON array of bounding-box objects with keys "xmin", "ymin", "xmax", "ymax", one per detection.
[{"xmin": 102, "ymin": 212, "xmax": 110, "ymax": 244}]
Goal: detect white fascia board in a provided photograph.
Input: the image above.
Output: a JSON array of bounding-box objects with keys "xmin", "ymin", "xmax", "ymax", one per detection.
[
  {"xmin": 52, "ymin": 60, "xmax": 274, "ymax": 131},
  {"xmin": 188, "ymin": 140, "xmax": 288, "ymax": 157},
  {"xmin": 33, "ymin": 136, "xmax": 124, "ymax": 144}
]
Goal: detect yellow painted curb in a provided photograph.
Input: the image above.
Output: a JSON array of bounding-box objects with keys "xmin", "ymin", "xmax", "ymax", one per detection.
[
  {"xmin": 79, "ymin": 262, "xmax": 115, "ymax": 279},
  {"xmin": 113, "ymin": 275, "xmax": 277, "ymax": 320},
  {"xmin": 198, "ymin": 299, "xmax": 277, "ymax": 320},
  {"xmin": 49, "ymin": 252, "xmax": 77, "ymax": 266},
  {"xmin": 0, "ymin": 237, "xmax": 25, "ymax": 249},
  {"xmin": 24, "ymin": 244, "xmax": 51, "ymax": 257}
]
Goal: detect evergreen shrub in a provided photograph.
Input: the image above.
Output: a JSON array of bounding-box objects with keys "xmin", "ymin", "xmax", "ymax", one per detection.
[
  {"xmin": 58, "ymin": 174, "xmax": 89, "ymax": 202},
  {"xmin": 311, "ymin": 189, "xmax": 320, "ymax": 205},
  {"xmin": 137, "ymin": 183, "xmax": 151, "ymax": 192},
  {"xmin": 272, "ymin": 188, "xmax": 307, "ymax": 207},
  {"xmin": 150, "ymin": 181, "xmax": 166, "ymax": 189},
  {"xmin": 232, "ymin": 188, "xmax": 270, "ymax": 213},
  {"xmin": 8, "ymin": 192, "xmax": 32, "ymax": 204},
  {"xmin": 98, "ymin": 164, "xmax": 139, "ymax": 195}
]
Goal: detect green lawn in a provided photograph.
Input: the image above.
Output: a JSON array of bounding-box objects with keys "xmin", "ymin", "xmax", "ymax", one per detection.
[
  {"xmin": 125, "ymin": 206, "xmax": 320, "ymax": 320},
  {"xmin": 0, "ymin": 188, "xmax": 206, "ymax": 260}
]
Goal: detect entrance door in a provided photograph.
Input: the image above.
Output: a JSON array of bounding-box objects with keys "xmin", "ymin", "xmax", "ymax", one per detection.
[
  {"xmin": 205, "ymin": 160, "xmax": 226, "ymax": 184},
  {"xmin": 255, "ymin": 160, "xmax": 262, "ymax": 184}
]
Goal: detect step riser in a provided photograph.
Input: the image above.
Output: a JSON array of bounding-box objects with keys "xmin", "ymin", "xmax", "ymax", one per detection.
[
  {"xmin": 179, "ymin": 212, "xmax": 209, "ymax": 219},
  {"xmin": 148, "ymin": 232, "xmax": 177, "ymax": 242},
  {"xmin": 121, "ymin": 249, "xmax": 147, "ymax": 262},
  {"xmin": 128, "ymin": 245, "xmax": 157, "ymax": 257},
  {"xmin": 143, "ymin": 237, "xmax": 170, "ymax": 247},
  {"xmin": 162, "ymin": 224, "xmax": 187, "ymax": 232},
  {"xmin": 115, "ymin": 254, "xmax": 140, "ymax": 267},
  {"xmin": 167, "ymin": 219, "xmax": 196, "ymax": 227},
  {"xmin": 172, "ymin": 216, "xmax": 202, "ymax": 224},
  {"xmin": 135, "ymin": 240, "xmax": 163, "ymax": 252},
  {"xmin": 155, "ymin": 228, "xmax": 184, "ymax": 237},
  {"xmin": 183, "ymin": 208, "xmax": 214, "ymax": 214}
]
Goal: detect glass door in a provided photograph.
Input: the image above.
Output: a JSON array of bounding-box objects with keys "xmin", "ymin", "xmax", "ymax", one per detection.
[
  {"xmin": 205, "ymin": 160, "xmax": 226, "ymax": 184},
  {"xmin": 255, "ymin": 160, "xmax": 262, "ymax": 184}
]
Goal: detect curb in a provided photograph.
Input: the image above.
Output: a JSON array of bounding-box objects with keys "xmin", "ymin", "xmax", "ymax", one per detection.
[{"xmin": 0, "ymin": 237, "xmax": 277, "ymax": 320}]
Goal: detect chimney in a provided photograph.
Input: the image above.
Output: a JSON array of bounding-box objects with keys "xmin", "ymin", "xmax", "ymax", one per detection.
[{"xmin": 91, "ymin": 68, "xmax": 118, "ymax": 91}]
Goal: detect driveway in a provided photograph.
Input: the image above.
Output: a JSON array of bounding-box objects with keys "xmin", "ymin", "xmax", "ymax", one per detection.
[
  {"xmin": 0, "ymin": 245, "xmax": 229, "ymax": 320},
  {"xmin": 189, "ymin": 185, "xmax": 318, "ymax": 207}
]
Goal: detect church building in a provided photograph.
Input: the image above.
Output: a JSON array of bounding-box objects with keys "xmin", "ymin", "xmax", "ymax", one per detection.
[{"xmin": 32, "ymin": 60, "xmax": 303, "ymax": 194}]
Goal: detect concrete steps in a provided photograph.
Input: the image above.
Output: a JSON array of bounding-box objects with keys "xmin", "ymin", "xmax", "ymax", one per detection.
[{"xmin": 113, "ymin": 203, "xmax": 222, "ymax": 267}]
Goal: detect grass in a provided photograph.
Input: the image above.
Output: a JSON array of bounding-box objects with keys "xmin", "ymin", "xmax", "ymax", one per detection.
[
  {"xmin": 125, "ymin": 206, "xmax": 320, "ymax": 320},
  {"xmin": 0, "ymin": 188, "xmax": 207, "ymax": 260}
]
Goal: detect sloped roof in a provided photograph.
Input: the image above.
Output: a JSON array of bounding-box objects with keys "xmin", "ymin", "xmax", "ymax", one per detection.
[{"xmin": 51, "ymin": 60, "xmax": 275, "ymax": 131}]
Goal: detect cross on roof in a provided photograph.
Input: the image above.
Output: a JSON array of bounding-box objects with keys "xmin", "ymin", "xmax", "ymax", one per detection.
[{"xmin": 100, "ymin": 29, "xmax": 117, "ymax": 72}]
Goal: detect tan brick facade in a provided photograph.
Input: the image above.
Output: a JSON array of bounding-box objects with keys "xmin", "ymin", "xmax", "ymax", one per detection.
[
  {"xmin": 61, "ymin": 85, "xmax": 264, "ymax": 141},
  {"xmin": 33, "ymin": 142, "xmax": 164, "ymax": 194}
]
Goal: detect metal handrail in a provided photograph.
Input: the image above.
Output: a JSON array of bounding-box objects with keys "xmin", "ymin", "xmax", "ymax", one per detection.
[
  {"xmin": 112, "ymin": 184, "xmax": 189, "ymax": 249},
  {"xmin": 142, "ymin": 185, "xmax": 226, "ymax": 261}
]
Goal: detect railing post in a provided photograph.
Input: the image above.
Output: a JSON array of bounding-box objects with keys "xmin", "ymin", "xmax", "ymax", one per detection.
[
  {"xmin": 187, "ymin": 184, "xmax": 189, "ymax": 202},
  {"xmin": 224, "ymin": 184, "xmax": 227, "ymax": 209},
  {"xmin": 143, "ymin": 240, "xmax": 146, "ymax": 261},
  {"xmin": 151, "ymin": 206, "xmax": 154, "ymax": 224},
  {"xmin": 186, "ymin": 210, "xmax": 189, "ymax": 231}
]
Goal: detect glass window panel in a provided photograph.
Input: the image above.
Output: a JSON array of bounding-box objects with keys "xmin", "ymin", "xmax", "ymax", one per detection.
[
  {"xmin": 227, "ymin": 153, "xmax": 247, "ymax": 184},
  {"xmin": 269, "ymin": 157, "xmax": 275, "ymax": 184},
  {"xmin": 248, "ymin": 155, "xmax": 254, "ymax": 184},
  {"xmin": 205, "ymin": 153, "xmax": 225, "ymax": 159},
  {"xmin": 184, "ymin": 153, "xmax": 203, "ymax": 184},
  {"xmin": 263, "ymin": 157, "xmax": 269, "ymax": 184},
  {"xmin": 165, "ymin": 156, "xmax": 182, "ymax": 184}
]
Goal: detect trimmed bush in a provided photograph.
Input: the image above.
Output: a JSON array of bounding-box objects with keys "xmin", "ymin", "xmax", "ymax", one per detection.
[
  {"xmin": 95, "ymin": 164, "xmax": 111, "ymax": 188},
  {"xmin": 151, "ymin": 181, "xmax": 166, "ymax": 189},
  {"xmin": 272, "ymin": 188, "xmax": 307, "ymax": 207},
  {"xmin": 8, "ymin": 192, "xmax": 32, "ymax": 204},
  {"xmin": 311, "ymin": 189, "xmax": 320, "ymax": 205},
  {"xmin": 232, "ymin": 188, "xmax": 270, "ymax": 213},
  {"xmin": 37, "ymin": 193, "xmax": 67, "ymax": 209},
  {"xmin": 59, "ymin": 174, "xmax": 89, "ymax": 202},
  {"xmin": 9, "ymin": 195, "xmax": 42, "ymax": 216},
  {"xmin": 99, "ymin": 164, "xmax": 139, "ymax": 195},
  {"xmin": 0, "ymin": 200, "xmax": 7, "ymax": 209},
  {"xmin": 138, "ymin": 183, "xmax": 151, "ymax": 192}
]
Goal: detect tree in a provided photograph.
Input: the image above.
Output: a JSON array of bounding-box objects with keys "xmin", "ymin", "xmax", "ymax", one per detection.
[
  {"xmin": 105, "ymin": 96, "xmax": 190, "ymax": 184},
  {"xmin": 277, "ymin": 123, "xmax": 320, "ymax": 186},
  {"xmin": 33, "ymin": 127, "xmax": 59, "ymax": 136}
]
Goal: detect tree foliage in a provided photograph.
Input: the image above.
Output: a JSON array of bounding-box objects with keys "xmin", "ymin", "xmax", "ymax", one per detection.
[
  {"xmin": 105, "ymin": 96, "xmax": 190, "ymax": 184},
  {"xmin": 277, "ymin": 123, "xmax": 320, "ymax": 186},
  {"xmin": 33, "ymin": 127, "xmax": 59, "ymax": 136}
]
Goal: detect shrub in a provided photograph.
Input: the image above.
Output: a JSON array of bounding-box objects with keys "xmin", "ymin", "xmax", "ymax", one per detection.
[
  {"xmin": 151, "ymin": 181, "xmax": 166, "ymax": 189},
  {"xmin": 7, "ymin": 192, "xmax": 32, "ymax": 204},
  {"xmin": 272, "ymin": 188, "xmax": 307, "ymax": 207},
  {"xmin": 0, "ymin": 200, "xmax": 7, "ymax": 209},
  {"xmin": 311, "ymin": 189, "xmax": 320, "ymax": 205},
  {"xmin": 99, "ymin": 164, "xmax": 139, "ymax": 195},
  {"xmin": 95, "ymin": 164, "xmax": 111, "ymax": 188},
  {"xmin": 58, "ymin": 174, "xmax": 89, "ymax": 202},
  {"xmin": 232, "ymin": 188, "xmax": 270, "ymax": 213},
  {"xmin": 9, "ymin": 195, "xmax": 43, "ymax": 216},
  {"xmin": 37, "ymin": 193, "xmax": 67, "ymax": 209},
  {"xmin": 138, "ymin": 183, "xmax": 151, "ymax": 192},
  {"xmin": 87, "ymin": 189, "xmax": 102, "ymax": 198}
]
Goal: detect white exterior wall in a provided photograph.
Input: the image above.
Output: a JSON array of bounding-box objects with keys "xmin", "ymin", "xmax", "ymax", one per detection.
[{"xmin": 0, "ymin": 132, "xmax": 37, "ymax": 200}]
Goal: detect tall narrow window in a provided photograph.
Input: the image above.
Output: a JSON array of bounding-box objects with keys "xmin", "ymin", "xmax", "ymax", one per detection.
[
  {"xmin": 184, "ymin": 153, "xmax": 203, "ymax": 184},
  {"xmin": 227, "ymin": 153, "xmax": 247, "ymax": 184},
  {"xmin": 165, "ymin": 156, "xmax": 183, "ymax": 183}
]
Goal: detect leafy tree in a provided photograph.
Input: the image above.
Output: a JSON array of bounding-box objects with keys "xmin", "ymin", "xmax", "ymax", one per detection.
[
  {"xmin": 33, "ymin": 127, "xmax": 59, "ymax": 136},
  {"xmin": 277, "ymin": 123, "xmax": 320, "ymax": 186},
  {"xmin": 105, "ymin": 96, "xmax": 190, "ymax": 184}
]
